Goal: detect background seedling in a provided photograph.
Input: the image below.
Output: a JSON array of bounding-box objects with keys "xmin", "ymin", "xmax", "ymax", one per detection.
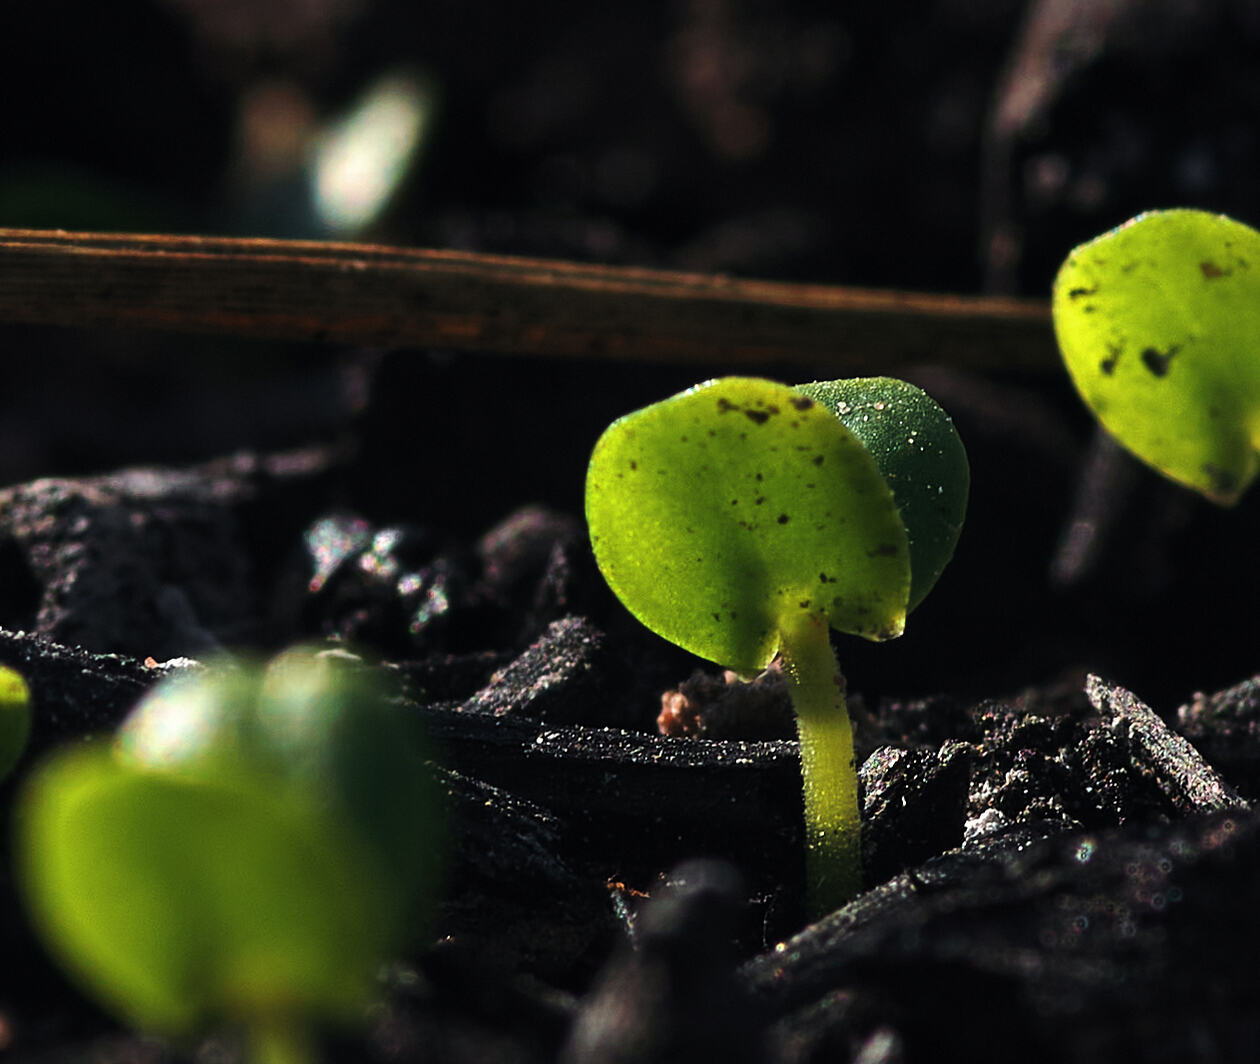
[
  {"xmin": 586, "ymin": 376, "xmax": 967, "ymax": 914},
  {"xmin": 17, "ymin": 648, "xmax": 441, "ymax": 1064},
  {"xmin": 1053, "ymin": 208, "xmax": 1260, "ymax": 505},
  {"xmin": 0, "ymin": 665, "xmax": 30, "ymax": 780}
]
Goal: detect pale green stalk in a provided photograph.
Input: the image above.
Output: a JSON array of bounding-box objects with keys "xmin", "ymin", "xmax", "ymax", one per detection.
[{"xmin": 778, "ymin": 610, "xmax": 861, "ymax": 915}]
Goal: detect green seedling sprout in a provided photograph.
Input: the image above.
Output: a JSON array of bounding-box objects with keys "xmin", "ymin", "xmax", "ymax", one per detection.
[
  {"xmin": 1053, "ymin": 208, "xmax": 1260, "ymax": 505},
  {"xmin": 17, "ymin": 648, "xmax": 441, "ymax": 1064},
  {"xmin": 0, "ymin": 665, "xmax": 31, "ymax": 780},
  {"xmin": 586, "ymin": 376, "xmax": 967, "ymax": 914}
]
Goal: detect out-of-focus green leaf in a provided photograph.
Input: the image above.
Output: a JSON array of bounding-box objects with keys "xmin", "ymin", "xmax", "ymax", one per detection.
[
  {"xmin": 117, "ymin": 649, "xmax": 441, "ymax": 910},
  {"xmin": 18, "ymin": 648, "xmax": 444, "ymax": 1050},
  {"xmin": 0, "ymin": 666, "xmax": 31, "ymax": 780},
  {"xmin": 18, "ymin": 747, "xmax": 386, "ymax": 1035},
  {"xmin": 1053, "ymin": 208, "xmax": 1260, "ymax": 504}
]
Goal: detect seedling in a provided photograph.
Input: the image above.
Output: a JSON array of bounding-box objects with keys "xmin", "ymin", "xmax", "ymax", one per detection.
[
  {"xmin": 586, "ymin": 376, "xmax": 967, "ymax": 913},
  {"xmin": 17, "ymin": 648, "xmax": 441, "ymax": 1064},
  {"xmin": 1053, "ymin": 208, "xmax": 1260, "ymax": 504},
  {"xmin": 0, "ymin": 665, "xmax": 31, "ymax": 780}
]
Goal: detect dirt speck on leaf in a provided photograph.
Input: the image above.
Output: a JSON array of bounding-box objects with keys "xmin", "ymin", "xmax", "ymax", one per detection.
[{"xmin": 1140, "ymin": 345, "xmax": 1179, "ymax": 377}]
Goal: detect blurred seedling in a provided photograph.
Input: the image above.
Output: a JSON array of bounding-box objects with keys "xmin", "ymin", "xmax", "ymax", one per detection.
[
  {"xmin": 1053, "ymin": 208, "xmax": 1260, "ymax": 505},
  {"xmin": 585, "ymin": 376, "xmax": 968, "ymax": 915},
  {"xmin": 0, "ymin": 665, "xmax": 31, "ymax": 780},
  {"xmin": 17, "ymin": 647, "xmax": 441, "ymax": 1064}
]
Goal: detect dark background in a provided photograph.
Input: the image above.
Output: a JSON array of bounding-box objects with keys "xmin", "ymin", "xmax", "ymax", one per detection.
[{"xmin": 1, "ymin": 0, "xmax": 1259, "ymax": 708}]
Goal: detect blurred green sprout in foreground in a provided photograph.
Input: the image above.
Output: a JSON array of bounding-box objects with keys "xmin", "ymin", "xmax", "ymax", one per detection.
[{"xmin": 17, "ymin": 647, "xmax": 442, "ymax": 1064}]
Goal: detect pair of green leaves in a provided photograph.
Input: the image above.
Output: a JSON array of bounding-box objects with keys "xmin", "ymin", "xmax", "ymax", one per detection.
[
  {"xmin": 18, "ymin": 649, "xmax": 441, "ymax": 1047},
  {"xmin": 1053, "ymin": 208, "xmax": 1260, "ymax": 505},
  {"xmin": 585, "ymin": 376, "xmax": 969, "ymax": 674}
]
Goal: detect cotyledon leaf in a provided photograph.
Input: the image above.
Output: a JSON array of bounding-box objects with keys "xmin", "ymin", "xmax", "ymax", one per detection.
[
  {"xmin": 585, "ymin": 376, "xmax": 910, "ymax": 675},
  {"xmin": 796, "ymin": 378, "xmax": 969, "ymax": 612},
  {"xmin": 117, "ymin": 649, "xmax": 441, "ymax": 912},
  {"xmin": 18, "ymin": 747, "xmax": 387, "ymax": 1035},
  {"xmin": 1052, "ymin": 208, "xmax": 1260, "ymax": 505},
  {"xmin": 0, "ymin": 666, "xmax": 30, "ymax": 780}
]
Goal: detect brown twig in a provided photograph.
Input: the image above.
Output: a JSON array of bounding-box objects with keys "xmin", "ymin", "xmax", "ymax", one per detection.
[{"xmin": 0, "ymin": 228, "xmax": 1053, "ymax": 370}]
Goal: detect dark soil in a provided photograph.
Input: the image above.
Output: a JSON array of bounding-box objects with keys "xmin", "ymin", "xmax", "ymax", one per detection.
[
  {"xmin": 0, "ymin": 428, "xmax": 1257, "ymax": 1064},
  {"xmin": 2, "ymin": 2, "xmax": 1260, "ymax": 1062}
]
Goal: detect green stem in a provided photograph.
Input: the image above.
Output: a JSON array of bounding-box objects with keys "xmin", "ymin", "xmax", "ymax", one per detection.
[
  {"xmin": 778, "ymin": 610, "xmax": 861, "ymax": 916},
  {"xmin": 249, "ymin": 1015, "xmax": 318, "ymax": 1064}
]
